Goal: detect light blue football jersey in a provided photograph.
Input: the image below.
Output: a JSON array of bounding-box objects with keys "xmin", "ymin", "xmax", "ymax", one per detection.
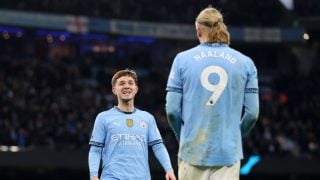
[
  {"xmin": 89, "ymin": 107, "xmax": 163, "ymax": 180},
  {"xmin": 166, "ymin": 43, "xmax": 259, "ymax": 166}
]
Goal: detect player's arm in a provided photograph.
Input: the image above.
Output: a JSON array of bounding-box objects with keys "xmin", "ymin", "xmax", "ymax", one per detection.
[
  {"xmin": 241, "ymin": 91, "xmax": 259, "ymax": 137},
  {"xmin": 148, "ymin": 116, "xmax": 176, "ymax": 180},
  {"xmin": 88, "ymin": 113, "xmax": 106, "ymax": 180},
  {"xmin": 165, "ymin": 91, "xmax": 183, "ymax": 141},
  {"xmin": 151, "ymin": 141, "xmax": 176, "ymax": 180},
  {"xmin": 88, "ymin": 145, "xmax": 103, "ymax": 180},
  {"xmin": 241, "ymin": 61, "xmax": 259, "ymax": 137}
]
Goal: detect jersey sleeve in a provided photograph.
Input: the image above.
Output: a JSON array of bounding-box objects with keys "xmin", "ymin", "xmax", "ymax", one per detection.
[
  {"xmin": 89, "ymin": 113, "xmax": 106, "ymax": 147},
  {"xmin": 245, "ymin": 58, "xmax": 259, "ymax": 92},
  {"xmin": 88, "ymin": 145, "xmax": 103, "ymax": 178},
  {"xmin": 152, "ymin": 143, "xmax": 174, "ymax": 173},
  {"xmin": 165, "ymin": 91, "xmax": 182, "ymax": 141},
  {"xmin": 148, "ymin": 115, "xmax": 163, "ymax": 146},
  {"xmin": 241, "ymin": 58, "xmax": 259, "ymax": 137},
  {"xmin": 166, "ymin": 54, "xmax": 183, "ymax": 93}
]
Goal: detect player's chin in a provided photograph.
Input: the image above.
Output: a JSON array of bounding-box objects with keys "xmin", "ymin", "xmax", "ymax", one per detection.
[{"xmin": 121, "ymin": 96, "xmax": 134, "ymax": 101}]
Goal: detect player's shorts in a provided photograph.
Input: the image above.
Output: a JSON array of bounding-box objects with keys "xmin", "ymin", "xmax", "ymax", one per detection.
[{"xmin": 178, "ymin": 159, "xmax": 240, "ymax": 180}]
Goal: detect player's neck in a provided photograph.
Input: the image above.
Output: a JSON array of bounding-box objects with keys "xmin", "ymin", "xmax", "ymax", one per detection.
[
  {"xmin": 199, "ymin": 38, "xmax": 208, "ymax": 43},
  {"xmin": 117, "ymin": 100, "xmax": 135, "ymax": 112},
  {"xmin": 198, "ymin": 34, "xmax": 210, "ymax": 43}
]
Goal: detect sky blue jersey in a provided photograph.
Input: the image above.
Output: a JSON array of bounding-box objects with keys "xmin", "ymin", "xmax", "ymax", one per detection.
[
  {"xmin": 89, "ymin": 107, "xmax": 164, "ymax": 180},
  {"xmin": 166, "ymin": 43, "xmax": 259, "ymax": 166}
]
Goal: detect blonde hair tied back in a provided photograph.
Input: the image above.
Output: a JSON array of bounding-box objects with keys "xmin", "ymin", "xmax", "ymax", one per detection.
[{"xmin": 196, "ymin": 6, "xmax": 230, "ymax": 44}]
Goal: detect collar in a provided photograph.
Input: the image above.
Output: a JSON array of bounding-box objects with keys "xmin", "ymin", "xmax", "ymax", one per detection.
[{"xmin": 114, "ymin": 106, "xmax": 136, "ymax": 114}]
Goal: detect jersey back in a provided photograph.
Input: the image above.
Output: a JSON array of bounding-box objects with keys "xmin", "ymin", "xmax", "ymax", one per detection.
[{"xmin": 167, "ymin": 43, "xmax": 258, "ymax": 166}]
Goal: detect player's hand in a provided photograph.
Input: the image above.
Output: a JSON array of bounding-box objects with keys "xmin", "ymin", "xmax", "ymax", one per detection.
[
  {"xmin": 91, "ymin": 176, "xmax": 99, "ymax": 180},
  {"xmin": 165, "ymin": 171, "xmax": 176, "ymax": 180}
]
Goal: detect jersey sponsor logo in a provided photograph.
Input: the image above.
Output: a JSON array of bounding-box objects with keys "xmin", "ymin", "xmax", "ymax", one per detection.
[
  {"xmin": 140, "ymin": 120, "xmax": 147, "ymax": 128},
  {"xmin": 111, "ymin": 133, "xmax": 146, "ymax": 146},
  {"xmin": 126, "ymin": 119, "xmax": 133, "ymax": 128},
  {"xmin": 111, "ymin": 134, "xmax": 145, "ymax": 141}
]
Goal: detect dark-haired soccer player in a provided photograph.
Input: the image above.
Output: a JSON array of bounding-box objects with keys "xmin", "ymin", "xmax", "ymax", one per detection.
[{"xmin": 89, "ymin": 69, "xmax": 176, "ymax": 180}]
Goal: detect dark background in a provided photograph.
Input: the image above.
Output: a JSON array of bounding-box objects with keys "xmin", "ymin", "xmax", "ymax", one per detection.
[{"xmin": 1, "ymin": 0, "xmax": 320, "ymax": 179}]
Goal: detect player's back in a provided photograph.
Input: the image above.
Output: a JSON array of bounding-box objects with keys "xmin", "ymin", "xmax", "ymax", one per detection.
[{"xmin": 168, "ymin": 43, "xmax": 257, "ymax": 166}]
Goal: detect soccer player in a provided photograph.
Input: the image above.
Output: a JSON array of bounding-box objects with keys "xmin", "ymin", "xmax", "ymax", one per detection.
[
  {"xmin": 165, "ymin": 6, "xmax": 259, "ymax": 180},
  {"xmin": 89, "ymin": 69, "xmax": 176, "ymax": 180}
]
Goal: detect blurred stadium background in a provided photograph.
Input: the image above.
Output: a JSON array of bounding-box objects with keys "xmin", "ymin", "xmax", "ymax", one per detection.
[{"xmin": 0, "ymin": 0, "xmax": 320, "ymax": 179}]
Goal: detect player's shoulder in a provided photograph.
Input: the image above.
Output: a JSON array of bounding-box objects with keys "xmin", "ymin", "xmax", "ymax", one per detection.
[
  {"xmin": 228, "ymin": 46, "xmax": 253, "ymax": 62},
  {"xmin": 135, "ymin": 108, "xmax": 153, "ymax": 117},
  {"xmin": 228, "ymin": 47, "xmax": 257, "ymax": 71},
  {"xmin": 135, "ymin": 108, "xmax": 155, "ymax": 120},
  {"xmin": 172, "ymin": 46, "xmax": 200, "ymax": 66},
  {"xmin": 96, "ymin": 107, "xmax": 118, "ymax": 119},
  {"xmin": 176, "ymin": 46, "xmax": 199, "ymax": 57}
]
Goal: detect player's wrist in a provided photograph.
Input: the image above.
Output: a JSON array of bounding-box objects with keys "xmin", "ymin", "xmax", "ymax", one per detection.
[
  {"xmin": 165, "ymin": 168, "xmax": 174, "ymax": 173},
  {"xmin": 91, "ymin": 176, "xmax": 99, "ymax": 180},
  {"xmin": 90, "ymin": 174, "xmax": 99, "ymax": 180}
]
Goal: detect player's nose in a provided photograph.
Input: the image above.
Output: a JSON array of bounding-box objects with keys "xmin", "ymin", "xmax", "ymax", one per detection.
[{"xmin": 123, "ymin": 82, "xmax": 132, "ymax": 88}]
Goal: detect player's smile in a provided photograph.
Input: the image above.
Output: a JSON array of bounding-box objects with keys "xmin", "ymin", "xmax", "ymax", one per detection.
[
  {"xmin": 119, "ymin": 87, "xmax": 135, "ymax": 100},
  {"xmin": 121, "ymin": 89, "xmax": 133, "ymax": 97}
]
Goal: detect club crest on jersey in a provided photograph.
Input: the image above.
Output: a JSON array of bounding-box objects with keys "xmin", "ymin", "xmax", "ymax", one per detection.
[
  {"xmin": 126, "ymin": 119, "xmax": 134, "ymax": 128},
  {"xmin": 140, "ymin": 120, "xmax": 147, "ymax": 128}
]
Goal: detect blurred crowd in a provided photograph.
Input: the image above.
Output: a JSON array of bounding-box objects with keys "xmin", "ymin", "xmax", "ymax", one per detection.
[
  {"xmin": 0, "ymin": 33, "xmax": 319, "ymax": 159},
  {"xmin": 0, "ymin": 0, "xmax": 319, "ymax": 159},
  {"xmin": 1, "ymin": 0, "xmax": 320, "ymax": 25},
  {"xmin": 0, "ymin": 36, "xmax": 181, "ymax": 153}
]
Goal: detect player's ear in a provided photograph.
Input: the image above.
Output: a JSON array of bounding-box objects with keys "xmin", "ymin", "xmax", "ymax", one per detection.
[
  {"xmin": 112, "ymin": 86, "xmax": 117, "ymax": 95},
  {"xmin": 196, "ymin": 26, "xmax": 202, "ymax": 38}
]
